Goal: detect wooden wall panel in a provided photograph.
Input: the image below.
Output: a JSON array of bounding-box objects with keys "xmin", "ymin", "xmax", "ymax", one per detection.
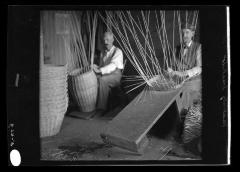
[{"xmin": 42, "ymin": 11, "xmax": 67, "ymax": 66}]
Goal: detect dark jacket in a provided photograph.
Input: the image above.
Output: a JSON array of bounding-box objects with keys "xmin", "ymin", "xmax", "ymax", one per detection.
[{"xmin": 175, "ymin": 41, "xmax": 201, "ymax": 71}]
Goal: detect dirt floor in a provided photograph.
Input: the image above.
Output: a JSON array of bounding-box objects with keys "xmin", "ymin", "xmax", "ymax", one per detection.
[{"xmin": 41, "ymin": 105, "xmax": 201, "ymax": 163}]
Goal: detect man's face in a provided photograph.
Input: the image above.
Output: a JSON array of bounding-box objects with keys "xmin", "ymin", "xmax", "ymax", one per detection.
[
  {"xmin": 103, "ymin": 33, "xmax": 114, "ymax": 51},
  {"xmin": 182, "ymin": 29, "xmax": 194, "ymax": 45}
]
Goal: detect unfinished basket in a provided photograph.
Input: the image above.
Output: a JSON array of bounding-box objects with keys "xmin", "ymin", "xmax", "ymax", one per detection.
[
  {"xmin": 147, "ymin": 74, "xmax": 185, "ymax": 91},
  {"xmin": 69, "ymin": 69, "xmax": 98, "ymax": 112},
  {"xmin": 40, "ymin": 64, "xmax": 68, "ymax": 138}
]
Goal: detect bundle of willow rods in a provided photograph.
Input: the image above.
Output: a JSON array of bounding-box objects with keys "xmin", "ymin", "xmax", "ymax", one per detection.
[
  {"xmin": 63, "ymin": 11, "xmax": 98, "ymax": 73},
  {"xmin": 99, "ymin": 10, "xmax": 198, "ymax": 93},
  {"xmin": 62, "ymin": 11, "xmax": 99, "ymax": 112}
]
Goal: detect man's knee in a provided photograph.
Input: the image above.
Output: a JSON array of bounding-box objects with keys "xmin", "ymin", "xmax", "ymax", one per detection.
[
  {"xmin": 99, "ymin": 74, "xmax": 119, "ymax": 84},
  {"xmin": 100, "ymin": 75, "xmax": 110, "ymax": 82},
  {"xmin": 98, "ymin": 75, "xmax": 110, "ymax": 86}
]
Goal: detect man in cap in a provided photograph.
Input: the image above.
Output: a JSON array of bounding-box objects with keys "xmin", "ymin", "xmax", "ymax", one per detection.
[
  {"xmin": 165, "ymin": 23, "xmax": 202, "ymax": 147},
  {"xmin": 93, "ymin": 31, "xmax": 124, "ymax": 116},
  {"xmin": 168, "ymin": 23, "xmax": 202, "ymax": 110}
]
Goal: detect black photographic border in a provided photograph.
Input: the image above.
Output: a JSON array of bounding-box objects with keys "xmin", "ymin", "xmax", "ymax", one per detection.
[{"xmin": 6, "ymin": 4, "xmax": 230, "ymax": 166}]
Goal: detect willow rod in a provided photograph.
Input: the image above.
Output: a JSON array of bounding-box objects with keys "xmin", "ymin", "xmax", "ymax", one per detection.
[
  {"xmin": 104, "ymin": 12, "xmax": 150, "ymax": 82},
  {"xmin": 99, "ymin": 10, "xmax": 195, "ymax": 92}
]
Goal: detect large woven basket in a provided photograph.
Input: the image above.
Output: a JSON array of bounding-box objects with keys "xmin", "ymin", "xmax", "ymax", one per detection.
[
  {"xmin": 69, "ymin": 69, "xmax": 98, "ymax": 112},
  {"xmin": 40, "ymin": 64, "xmax": 68, "ymax": 138}
]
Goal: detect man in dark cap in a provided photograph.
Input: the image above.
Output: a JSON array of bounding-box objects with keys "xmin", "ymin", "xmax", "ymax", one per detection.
[
  {"xmin": 93, "ymin": 31, "xmax": 124, "ymax": 117},
  {"xmin": 168, "ymin": 23, "xmax": 201, "ymax": 79},
  {"xmin": 165, "ymin": 23, "xmax": 202, "ymax": 148},
  {"xmin": 168, "ymin": 23, "xmax": 202, "ymax": 110}
]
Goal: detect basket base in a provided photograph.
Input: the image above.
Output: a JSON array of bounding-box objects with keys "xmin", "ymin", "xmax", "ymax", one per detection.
[
  {"xmin": 78, "ymin": 106, "xmax": 96, "ymax": 113},
  {"xmin": 40, "ymin": 125, "xmax": 61, "ymax": 138},
  {"xmin": 68, "ymin": 111, "xmax": 96, "ymax": 120}
]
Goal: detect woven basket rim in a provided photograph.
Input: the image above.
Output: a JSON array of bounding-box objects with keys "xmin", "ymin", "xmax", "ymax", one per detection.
[
  {"xmin": 40, "ymin": 70, "xmax": 67, "ymax": 74},
  {"xmin": 40, "ymin": 90, "xmax": 68, "ymax": 94},
  {"xmin": 40, "ymin": 96, "xmax": 68, "ymax": 102},
  {"xmin": 40, "ymin": 94, "xmax": 68, "ymax": 101},
  {"xmin": 40, "ymin": 107, "xmax": 68, "ymax": 115},
  {"xmin": 40, "ymin": 96, "xmax": 68, "ymax": 101},
  {"xmin": 40, "ymin": 107, "xmax": 67, "ymax": 113},
  {"xmin": 41, "ymin": 63, "xmax": 67, "ymax": 67},
  {"xmin": 40, "ymin": 74, "xmax": 67, "ymax": 78},
  {"xmin": 40, "ymin": 106, "xmax": 68, "ymax": 114},
  {"xmin": 40, "ymin": 73, "xmax": 67, "ymax": 76},
  {"xmin": 40, "ymin": 107, "xmax": 68, "ymax": 113},
  {"xmin": 40, "ymin": 88, "xmax": 68, "ymax": 91},
  {"xmin": 40, "ymin": 86, "xmax": 68, "ymax": 90},
  {"xmin": 40, "ymin": 82, "xmax": 68, "ymax": 86},
  {"xmin": 69, "ymin": 68, "xmax": 93, "ymax": 77},
  {"xmin": 40, "ymin": 78, "xmax": 67, "ymax": 81},
  {"xmin": 40, "ymin": 82, "xmax": 67, "ymax": 86},
  {"xmin": 40, "ymin": 101, "xmax": 68, "ymax": 107}
]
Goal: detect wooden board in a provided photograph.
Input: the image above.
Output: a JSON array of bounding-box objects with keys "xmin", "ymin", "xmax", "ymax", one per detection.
[{"xmin": 101, "ymin": 87, "xmax": 184, "ymax": 153}]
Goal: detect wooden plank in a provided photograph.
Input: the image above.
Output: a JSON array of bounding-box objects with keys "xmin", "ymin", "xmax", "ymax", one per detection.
[
  {"xmin": 101, "ymin": 87, "xmax": 184, "ymax": 153},
  {"xmin": 101, "ymin": 134, "xmax": 149, "ymax": 155}
]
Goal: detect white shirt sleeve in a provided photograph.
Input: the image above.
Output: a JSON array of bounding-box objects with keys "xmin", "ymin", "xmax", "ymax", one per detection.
[
  {"xmin": 186, "ymin": 45, "xmax": 202, "ymax": 77},
  {"xmin": 100, "ymin": 48, "xmax": 123, "ymax": 75}
]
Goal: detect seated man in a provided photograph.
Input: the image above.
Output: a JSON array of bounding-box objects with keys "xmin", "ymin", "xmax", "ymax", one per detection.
[
  {"xmin": 168, "ymin": 23, "xmax": 202, "ymax": 111},
  {"xmin": 93, "ymin": 31, "xmax": 124, "ymax": 116}
]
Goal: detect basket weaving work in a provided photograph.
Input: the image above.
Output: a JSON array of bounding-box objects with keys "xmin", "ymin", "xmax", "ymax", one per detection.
[
  {"xmin": 147, "ymin": 73, "xmax": 185, "ymax": 91},
  {"xmin": 69, "ymin": 69, "xmax": 98, "ymax": 112}
]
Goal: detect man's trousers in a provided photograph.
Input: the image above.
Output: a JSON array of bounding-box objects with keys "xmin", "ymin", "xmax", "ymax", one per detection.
[
  {"xmin": 182, "ymin": 75, "xmax": 202, "ymax": 110},
  {"xmin": 96, "ymin": 69, "xmax": 122, "ymax": 111}
]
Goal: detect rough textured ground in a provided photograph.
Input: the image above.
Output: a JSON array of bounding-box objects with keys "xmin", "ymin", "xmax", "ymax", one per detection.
[{"xmin": 41, "ymin": 107, "xmax": 201, "ymax": 162}]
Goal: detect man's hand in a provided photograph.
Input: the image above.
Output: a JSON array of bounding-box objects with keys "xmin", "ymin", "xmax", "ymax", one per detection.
[
  {"xmin": 93, "ymin": 64, "xmax": 99, "ymax": 71},
  {"xmin": 167, "ymin": 67, "xmax": 174, "ymax": 74},
  {"xmin": 174, "ymin": 71, "xmax": 186, "ymax": 77},
  {"xmin": 93, "ymin": 64, "xmax": 99, "ymax": 69},
  {"xmin": 167, "ymin": 67, "xmax": 175, "ymax": 77},
  {"xmin": 168, "ymin": 67, "xmax": 188, "ymax": 77},
  {"xmin": 93, "ymin": 68, "xmax": 101, "ymax": 74},
  {"xmin": 93, "ymin": 64, "xmax": 101, "ymax": 74}
]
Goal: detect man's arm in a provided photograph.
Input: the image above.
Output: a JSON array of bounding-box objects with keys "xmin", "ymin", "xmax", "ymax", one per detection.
[
  {"xmin": 168, "ymin": 45, "xmax": 202, "ymax": 78},
  {"xmin": 185, "ymin": 44, "xmax": 202, "ymax": 77},
  {"xmin": 99, "ymin": 49, "xmax": 123, "ymax": 75}
]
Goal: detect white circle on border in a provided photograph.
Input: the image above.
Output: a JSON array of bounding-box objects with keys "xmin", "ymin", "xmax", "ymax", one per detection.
[{"xmin": 10, "ymin": 149, "xmax": 21, "ymax": 166}]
